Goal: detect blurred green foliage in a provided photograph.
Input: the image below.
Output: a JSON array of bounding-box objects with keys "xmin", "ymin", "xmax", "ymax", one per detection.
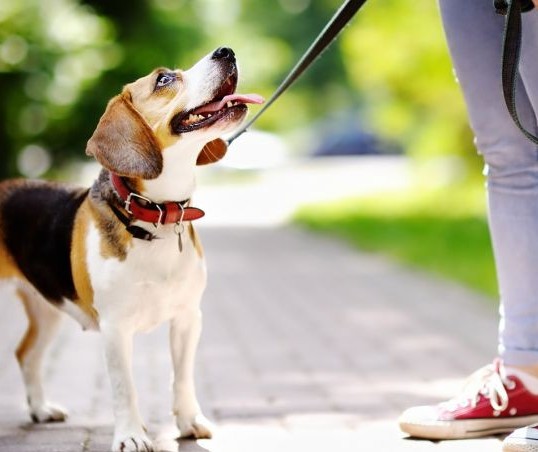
[
  {"xmin": 341, "ymin": 0, "xmax": 477, "ymax": 163},
  {"xmin": 0, "ymin": 0, "xmax": 477, "ymax": 180}
]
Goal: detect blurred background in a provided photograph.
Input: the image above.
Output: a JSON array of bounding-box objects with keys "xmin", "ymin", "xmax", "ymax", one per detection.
[{"xmin": 0, "ymin": 0, "xmax": 497, "ymax": 300}]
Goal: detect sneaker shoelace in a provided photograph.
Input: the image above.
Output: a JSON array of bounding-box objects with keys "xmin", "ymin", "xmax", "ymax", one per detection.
[{"xmin": 443, "ymin": 360, "xmax": 516, "ymax": 412}]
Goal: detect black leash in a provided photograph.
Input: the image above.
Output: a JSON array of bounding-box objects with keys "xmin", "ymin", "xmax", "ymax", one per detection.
[
  {"xmin": 496, "ymin": 0, "xmax": 538, "ymax": 145},
  {"xmin": 227, "ymin": 0, "xmax": 369, "ymax": 145},
  {"xmin": 229, "ymin": 0, "xmax": 538, "ymax": 146}
]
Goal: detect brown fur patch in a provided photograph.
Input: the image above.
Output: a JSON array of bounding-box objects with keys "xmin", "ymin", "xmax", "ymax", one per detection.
[
  {"xmin": 128, "ymin": 69, "xmax": 183, "ymax": 128},
  {"xmin": 188, "ymin": 223, "xmax": 204, "ymax": 258},
  {"xmin": 0, "ymin": 241, "xmax": 23, "ymax": 279},
  {"xmin": 0, "ymin": 182, "xmax": 24, "ymax": 280},
  {"xmin": 15, "ymin": 289, "xmax": 38, "ymax": 364},
  {"xmin": 86, "ymin": 92, "xmax": 163, "ymax": 179},
  {"xmin": 71, "ymin": 200, "xmax": 99, "ymax": 324},
  {"xmin": 87, "ymin": 186, "xmax": 132, "ymax": 261}
]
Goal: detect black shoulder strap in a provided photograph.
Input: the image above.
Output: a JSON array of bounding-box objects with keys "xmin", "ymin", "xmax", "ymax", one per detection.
[{"xmin": 497, "ymin": 0, "xmax": 538, "ymax": 144}]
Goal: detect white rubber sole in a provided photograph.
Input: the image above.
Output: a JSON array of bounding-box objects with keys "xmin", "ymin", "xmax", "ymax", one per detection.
[
  {"xmin": 503, "ymin": 441, "xmax": 538, "ymax": 452},
  {"xmin": 503, "ymin": 425, "xmax": 538, "ymax": 452},
  {"xmin": 399, "ymin": 415, "xmax": 538, "ymax": 440}
]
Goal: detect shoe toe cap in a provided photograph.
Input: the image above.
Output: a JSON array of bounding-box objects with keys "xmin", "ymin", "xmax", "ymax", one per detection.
[{"xmin": 399, "ymin": 405, "xmax": 443, "ymax": 425}]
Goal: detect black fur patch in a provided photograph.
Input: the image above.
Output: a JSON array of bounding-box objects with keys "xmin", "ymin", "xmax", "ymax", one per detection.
[{"xmin": 1, "ymin": 181, "xmax": 89, "ymax": 302}]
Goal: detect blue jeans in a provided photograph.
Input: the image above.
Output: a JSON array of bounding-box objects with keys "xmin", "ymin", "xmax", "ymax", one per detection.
[{"xmin": 439, "ymin": 0, "xmax": 538, "ymax": 365}]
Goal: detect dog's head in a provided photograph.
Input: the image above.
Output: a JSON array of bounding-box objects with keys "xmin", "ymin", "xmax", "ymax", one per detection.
[{"xmin": 86, "ymin": 47, "xmax": 263, "ymax": 179}]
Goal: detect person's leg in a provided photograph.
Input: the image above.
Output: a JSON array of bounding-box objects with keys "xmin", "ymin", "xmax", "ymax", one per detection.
[
  {"xmin": 497, "ymin": 9, "xmax": 538, "ymax": 452},
  {"xmin": 441, "ymin": 1, "xmax": 538, "ymax": 370},
  {"xmin": 496, "ymin": 7, "xmax": 538, "ymax": 374},
  {"xmin": 400, "ymin": 1, "xmax": 538, "ymax": 440}
]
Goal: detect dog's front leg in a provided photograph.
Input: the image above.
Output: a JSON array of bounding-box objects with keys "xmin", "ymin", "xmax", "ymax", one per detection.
[
  {"xmin": 101, "ymin": 324, "xmax": 153, "ymax": 452},
  {"xmin": 170, "ymin": 309, "xmax": 213, "ymax": 439}
]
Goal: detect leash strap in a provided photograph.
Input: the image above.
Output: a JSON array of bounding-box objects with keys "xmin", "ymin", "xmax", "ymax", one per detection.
[
  {"xmin": 227, "ymin": 0, "xmax": 369, "ymax": 145},
  {"xmin": 497, "ymin": 0, "xmax": 538, "ymax": 145}
]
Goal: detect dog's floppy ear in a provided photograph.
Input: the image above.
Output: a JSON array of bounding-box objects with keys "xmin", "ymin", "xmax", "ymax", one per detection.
[
  {"xmin": 196, "ymin": 138, "xmax": 228, "ymax": 165},
  {"xmin": 86, "ymin": 93, "xmax": 163, "ymax": 179}
]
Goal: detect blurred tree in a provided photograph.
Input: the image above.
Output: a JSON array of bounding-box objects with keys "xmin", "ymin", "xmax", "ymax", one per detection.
[
  {"xmin": 0, "ymin": 0, "xmax": 117, "ymax": 178},
  {"xmin": 200, "ymin": 0, "xmax": 357, "ymax": 132},
  {"xmin": 340, "ymin": 0, "xmax": 478, "ymax": 172},
  {"xmin": 0, "ymin": 0, "xmax": 476, "ymax": 180}
]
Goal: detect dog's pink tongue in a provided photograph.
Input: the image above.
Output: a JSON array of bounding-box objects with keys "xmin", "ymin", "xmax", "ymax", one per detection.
[{"xmin": 192, "ymin": 94, "xmax": 264, "ymax": 115}]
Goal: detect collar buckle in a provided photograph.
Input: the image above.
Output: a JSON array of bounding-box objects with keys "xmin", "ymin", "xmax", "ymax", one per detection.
[{"xmin": 125, "ymin": 191, "xmax": 164, "ymax": 225}]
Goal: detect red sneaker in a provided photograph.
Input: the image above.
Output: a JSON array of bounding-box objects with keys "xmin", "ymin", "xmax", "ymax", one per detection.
[
  {"xmin": 399, "ymin": 360, "xmax": 538, "ymax": 439},
  {"xmin": 503, "ymin": 424, "xmax": 538, "ymax": 452}
]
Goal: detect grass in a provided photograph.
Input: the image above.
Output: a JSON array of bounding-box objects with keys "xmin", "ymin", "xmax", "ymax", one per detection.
[{"xmin": 294, "ymin": 182, "xmax": 499, "ymax": 299}]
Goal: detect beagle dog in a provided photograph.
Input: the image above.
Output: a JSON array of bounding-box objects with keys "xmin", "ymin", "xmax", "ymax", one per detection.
[{"xmin": 0, "ymin": 47, "xmax": 263, "ymax": 452}]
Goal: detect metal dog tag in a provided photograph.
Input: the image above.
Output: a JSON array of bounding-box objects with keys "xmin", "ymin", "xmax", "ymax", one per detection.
[
  {"xmin": 174, "ymin": 203, "xmax": 186, "ymax": 253},
  {"xmin": 174, "ymin": 222, "xmax": 184, "ymax": 253}
]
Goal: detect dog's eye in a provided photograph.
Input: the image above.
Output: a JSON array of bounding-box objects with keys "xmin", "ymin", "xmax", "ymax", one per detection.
[{"xmin": 155, "ymin": 73, "xmax": 176, "ymax": 89}]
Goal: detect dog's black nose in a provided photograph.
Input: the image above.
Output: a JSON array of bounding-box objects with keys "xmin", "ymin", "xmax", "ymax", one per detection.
[{"xmin": 212, "ymin": 47, "xmax": 235, "ymax": 62}]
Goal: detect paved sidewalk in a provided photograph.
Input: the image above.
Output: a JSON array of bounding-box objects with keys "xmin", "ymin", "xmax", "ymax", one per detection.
[{"xmin": 0, "ymin": 226, "xmax": 502, "ymax": 452}]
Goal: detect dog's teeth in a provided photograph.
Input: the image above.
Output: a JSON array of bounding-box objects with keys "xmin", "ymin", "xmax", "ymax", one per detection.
[
  {"xmin": 227, "ymin": 101, "xmax": 233, "ymax": 108},
  {"xmin": 183, "ymin": 112, "xmax": 212, "ymax": 126}
]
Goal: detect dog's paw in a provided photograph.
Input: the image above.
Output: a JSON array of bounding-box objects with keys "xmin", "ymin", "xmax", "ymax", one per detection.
[
  {"xmin": 30, "ymin": 402, "xmax": 68, "ymax": 423},
  {"xmin": 177, "ymin": 414, "xmax": 213, "ymax": 439},
  {"xmin": 112, "ymin": 432, "xmax": 153, "ymax": 452}
]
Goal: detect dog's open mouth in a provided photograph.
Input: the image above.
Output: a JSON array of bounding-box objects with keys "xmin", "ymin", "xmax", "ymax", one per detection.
[{"xmin": 171, "ymin": 74, "xmax": 264, "ymax": 134}]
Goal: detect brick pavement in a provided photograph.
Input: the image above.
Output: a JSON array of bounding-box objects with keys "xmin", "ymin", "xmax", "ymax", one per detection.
[{"xmin": 0, "ymin": 226, "xmax": 503, "ymax": 451}]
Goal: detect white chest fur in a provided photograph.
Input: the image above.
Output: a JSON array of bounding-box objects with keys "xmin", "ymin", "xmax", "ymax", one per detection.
[
  {"xmin": 141, "ymin": 140, "xmax": 203, "ymax": 203},
  {"xmin": 86, "ymin": 221, "xmax": 207, "ymax": 332}
]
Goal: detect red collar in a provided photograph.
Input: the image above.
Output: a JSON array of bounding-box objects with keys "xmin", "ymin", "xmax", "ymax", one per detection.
[{"xmin": 110, "ymin": 172, "xmax": 205, "ymax": 224}]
